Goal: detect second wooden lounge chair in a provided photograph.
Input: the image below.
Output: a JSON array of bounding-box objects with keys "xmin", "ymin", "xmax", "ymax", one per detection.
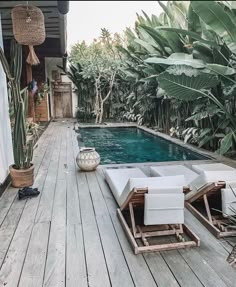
[
  {"xmin": 150, "ymin": 164, "xmax": 236, "ymax": 238},
  {"xmin": 104, "ymin": 168, "xmax": 200, "ymax": 254},
  {"xmin": 186, "ymin": 166, "xmax": 236, "ymax": 238}
]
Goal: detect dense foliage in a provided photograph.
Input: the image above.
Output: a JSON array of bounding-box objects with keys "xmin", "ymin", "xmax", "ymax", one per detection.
[{"xmin": 68, "ymin": 1, "xmax": 236, "ymax": 156}]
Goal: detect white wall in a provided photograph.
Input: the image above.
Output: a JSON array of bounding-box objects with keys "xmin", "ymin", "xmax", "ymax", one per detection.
[
  {"xmin": 0, "ymin": 14, "xmax": 14, "ymax": 184},
  {"xmin": 45, "ymin": 57, "xmax": 77, "ymax": 118}
]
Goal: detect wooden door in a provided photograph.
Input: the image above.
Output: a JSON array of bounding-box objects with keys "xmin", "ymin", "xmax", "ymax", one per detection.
[{"xmin": 53, "ymin": 82, "xmax": 72, "ymax": 118}]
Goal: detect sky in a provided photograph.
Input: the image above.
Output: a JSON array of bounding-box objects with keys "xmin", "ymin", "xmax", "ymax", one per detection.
[{"xmin": 67, "ymin": 1, "xmax": 163, "ymax": 51}]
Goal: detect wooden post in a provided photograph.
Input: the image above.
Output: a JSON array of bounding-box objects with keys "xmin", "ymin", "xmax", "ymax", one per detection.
[{"xmin": 26, "ymin": 63, "xmax": 35, "ymax": 121}]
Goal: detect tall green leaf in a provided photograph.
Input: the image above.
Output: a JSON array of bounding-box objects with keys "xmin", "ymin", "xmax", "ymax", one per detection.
[
  {"xmin": 206, "ymin": 64, "xmax": 236, "ymax": 75},
  {"xmin": 219, "ymin": 132, "xmax": 234, "ymax": 154},
  {"xmin": 188, "ymin": 4, "xmax": 201, "ymax": 35},
  {"xmin": 157, "ymin": 27, "xmax": 218, "ymax": 47},
  {"xmin": 145, "ymin": 53, "xmax": 206, "ymax": 69},
  {"xmin": 191, "ymin": 1, "xmax": 236, "ymax": 42}
]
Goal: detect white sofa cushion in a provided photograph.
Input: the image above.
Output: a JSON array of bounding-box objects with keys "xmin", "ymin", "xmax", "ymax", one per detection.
[
  {"xmin": 144, "ymin": 193, "xmax": 184, "ymax": 225},
  {"xmin": 150, "ymin": 165, "xmax": 198, "ymax": 185},
  {"xmin": 221, "ymin": 188, "xmax": 236, "ymax": 217},
  {"xmin": 104, "ymin": 168, "xmax": 146, "ymax": 206},
  {"xmin": 192, "ymin": 163, "xmax": 234, "ymax": 173}
]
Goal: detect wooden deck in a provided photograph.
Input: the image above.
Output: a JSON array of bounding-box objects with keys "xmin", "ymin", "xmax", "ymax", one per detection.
[{"xmin": 0, "ymin": 119, "xmax": 236, "ymax": 287}]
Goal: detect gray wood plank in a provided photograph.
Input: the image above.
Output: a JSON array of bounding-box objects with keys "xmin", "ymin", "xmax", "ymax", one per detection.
[
  {"xmin": 57, "ymin": 125, "xmax": 68, "ymax": 180},
  {"xmin": 0, "ymin": 195, "xmax": 41, "ymax": 286},
  {"xmin": 65, "ymin": 126, "xmax": 88, "ymax": 287},
  {"xmin": 66, "ymin": 173, "xmax": 81, "ymax": 225},
  {"xmin": 143, "ymin": 253, "xmax": 180, "ymax": 287},
  {"xmin": 0, "ymin": 198, "xmax": 26, "ymax": 266},
  {"xmin": 35, "ymin": 127, "xmax": 61, "ymax": 223},
  {"xmin": 86, "ymin": 172, "xmax": 135, "ymax": 287},
  {"xmin": 66, "ymin": 224, "xmax": 88, "ymax": 287},
  {"xmin": 18, "ymin": 222, "xmax": 50, "ymax": 287},
  {"xmin": 219, "ymin": 239, "xmax": 233, "ymax": 253},
  {"xmin": 185, "ymin": 209, "xmax": 236, "ymax": 287},
  {"xmin": 43, "ymin": 179, "xmax": 67, "ymax": 287},
  {"xmin": 0, "ymin": 187, "xmax": 18, "ymax": 226},
  {"xmin": 0, "ymin": 167, "xmax": 48, "ymax": 284},
  {"xmin": 77, "ymin": 172, "xmax": 111, "ymax": 287},
  {"xmin": 66, "ymin": 126, "xmax": 76, "ymax": 172},
  {"xmin": 161, "ymin": 247, "xmax": 203, "ymax": 287},
  {"xmin": 95, "ymin": 169, "xmax": 158, "ymax": 287},
  {"xmin": 33, "ymin": 123, "xmax": 55, "ymax": 174},
  {"xmin": 178, "ymin": 247, "xmax": 228, "ymax": 287}
]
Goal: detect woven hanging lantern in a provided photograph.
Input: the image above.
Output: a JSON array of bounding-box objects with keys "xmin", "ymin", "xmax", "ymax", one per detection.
[{"xmin": 11, "ymin": 5, "xmax": 46, "ymax": 65}]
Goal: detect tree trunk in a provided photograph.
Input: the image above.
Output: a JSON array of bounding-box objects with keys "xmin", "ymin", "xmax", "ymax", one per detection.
[
  {"xmin": 94, "ymin": 76, "xmax": 101, "ymax": 124},
  {"xmin": 99, "ymin": 101, "xmax": 104, "ymax": 124}
]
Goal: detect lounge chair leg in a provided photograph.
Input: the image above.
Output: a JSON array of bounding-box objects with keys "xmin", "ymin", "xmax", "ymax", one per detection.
[
  {"xmin": 172, "ymin": 224, "xmax": 185, "ymax": 242},
  {"xmin": 129, "ymin": 202, "xmax": 137, "ymax": 237},
  {"xmin": 203, "ymin": 194, "xmax": 213, "ymax": 224},
  {"xmin": 137, "ymin": 226, "xmax": 149, "ymax": 246}
]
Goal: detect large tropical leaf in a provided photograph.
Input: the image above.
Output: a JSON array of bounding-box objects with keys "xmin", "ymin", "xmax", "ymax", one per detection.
[
  {"xmin": 157, "ymin": 65, "xmax": 219, "ymax": 101},
  {"xmin": 145, "ymin": 53, "xmax": 205, "ymax": 68},
  {"xmin": 134, "ymin": 39, "xmax": 158, "ymax": 54},
  {"xmin": 188, "ymin": 4, "xmax": 201, "ymax": 35},
  {"xmin": 157, "ymin": 26, "xmax": 218, "ymax": 47},
  {"xmin": 191, "ymin": 1, "xmax": 236, "ymax": 42},
  {"xmin": 193, "ymin": 42, "xmax": 213, "ymax": 63},
  {"xmin": 219, "ymin": 132, "xmax": 234, "ymax": 154},
  {"xmin": 206, "ymin": 64, "xmax": 236, "ymax": 75},
  {"xmin": 139, "ymin": 25, "xmax": 170, "ymax": 55}
]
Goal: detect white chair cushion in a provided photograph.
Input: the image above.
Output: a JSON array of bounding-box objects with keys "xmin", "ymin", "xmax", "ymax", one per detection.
[
  {"xmin": 104, "ymin": 168, "xmax": 147, "ymax": 206},
  {"xmin": 119, "ymin": 175, "xmax": 185, "ymax": 207},
  {"xmin": 148, "ymin": 187, "xmax": 183, "ymax": 194},
  {"xmin": 192, "ymin": 163, "xmax": 235, "ymax": 173},
  {"xmin": 221, "ymin": 188, "xmax": 236, "ymax": 217},
  {"xmin": 150, "ymin": 165, "xmax": 198, "ymax": 185},
  {"xmin": 144, "ymin": 193, "xmax": 184, "ymax": 225},
  {"xmin": 186, "ymin": 171, "xmax": 236, "ymax": 201}
]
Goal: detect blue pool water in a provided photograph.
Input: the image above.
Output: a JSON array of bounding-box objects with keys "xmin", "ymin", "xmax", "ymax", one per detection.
[{"xmin": 79, "ymin": 127, "xmax": 209, "ymax": 164}]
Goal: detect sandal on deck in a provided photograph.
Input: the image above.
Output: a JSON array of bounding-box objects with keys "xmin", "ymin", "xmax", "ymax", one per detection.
[{"xmin": 18, "ymin": 187, "xmax": 40, "ymax": 200}]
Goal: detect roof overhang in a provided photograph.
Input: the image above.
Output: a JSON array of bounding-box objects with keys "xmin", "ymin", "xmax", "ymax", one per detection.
[{"xmin": 0, "ymin": 1, "xmax": 69, "ymax": 57}]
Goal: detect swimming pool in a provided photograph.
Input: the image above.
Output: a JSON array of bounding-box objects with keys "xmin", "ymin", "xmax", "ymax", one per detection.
[{"xmin": 79, "ymin": 127, "xmax": 209, "ymax": 164}]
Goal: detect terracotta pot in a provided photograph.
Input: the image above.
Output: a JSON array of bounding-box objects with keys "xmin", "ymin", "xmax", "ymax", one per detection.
[
  {"xmin": 76, "ymin": 147, "xmax": 100, "ymax": 171},
  {"xmin": 9, "ymin": 164, "xmax": 34, "ymax": 187}
]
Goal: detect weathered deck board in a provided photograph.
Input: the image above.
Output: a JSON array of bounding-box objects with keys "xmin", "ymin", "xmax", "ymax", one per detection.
[
  {"xmin": 185, "ymin": 209, "xmax": 236, "ymax": 287},
  {"xmin": 66, "ymin": 129, "xmax": 88, "ymax": 287},
  {"xmin": 86, "ymin": 172, "xmax": 135, "ymax": 287},
  {"xmin": 77, "ymin": 172, "xmax": 111, "ymax": 287},
  {"xmin": 0, "ymin": 120, "xmax": 235, "ymax": 287},
  {"xmin": 18, "ymin": 222, "xmax": 50, "ymax": 287},
  {"xmin": 43, "ymin": 179, "xmax": 67, "ymax": 287}
]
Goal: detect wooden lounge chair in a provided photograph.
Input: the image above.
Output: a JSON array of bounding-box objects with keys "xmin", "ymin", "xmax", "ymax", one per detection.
[
  {"xmin": 150, "ymin": 163, "xmax": 236, "ymax": 238},
  {"xmin": 104, "ymin": 168, "xmax": 200, "ymax": 254},
  {"xmin": 185, "ymin": 169, "xmax": 236, "ymax": 238}
]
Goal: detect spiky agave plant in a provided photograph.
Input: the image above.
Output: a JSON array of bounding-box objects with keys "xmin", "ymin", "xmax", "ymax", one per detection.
[{"xmin": 0, "ymin": 40, "xmax": 34, "ymax": 169}]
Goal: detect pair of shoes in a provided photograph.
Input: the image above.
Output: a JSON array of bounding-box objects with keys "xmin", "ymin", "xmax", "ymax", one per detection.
[{"xmin": 18, "ymin": 187, "xmax": 40, "ymax": 200}]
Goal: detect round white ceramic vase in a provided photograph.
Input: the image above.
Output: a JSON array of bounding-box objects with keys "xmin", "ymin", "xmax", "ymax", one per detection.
[{"xmin": 76, "ymin": 147, "xmax": 100, "ymax": 171}]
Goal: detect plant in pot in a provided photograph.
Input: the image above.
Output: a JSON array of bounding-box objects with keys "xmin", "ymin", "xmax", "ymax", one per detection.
[{"xmin": 0, "ymin": 40, "xmax": 36, "ymax": 187}]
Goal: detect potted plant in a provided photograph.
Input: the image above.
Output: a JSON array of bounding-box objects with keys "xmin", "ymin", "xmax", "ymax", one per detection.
[{"xmin": 0, "ymin": 40, "xmax": 36, "ymax": 187}]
